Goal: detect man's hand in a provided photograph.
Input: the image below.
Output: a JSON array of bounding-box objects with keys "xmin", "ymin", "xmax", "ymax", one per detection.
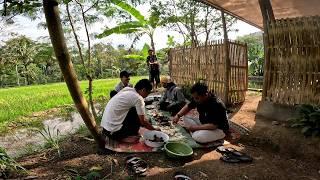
[{"xmin": 172, "ymin": 114, "xmax": 180, "ymax": 124}]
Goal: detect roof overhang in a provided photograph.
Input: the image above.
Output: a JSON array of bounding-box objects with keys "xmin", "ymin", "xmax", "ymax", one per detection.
[{"xmin": 199, "ymin": 0, "xmax": 320, "ymax": 29}]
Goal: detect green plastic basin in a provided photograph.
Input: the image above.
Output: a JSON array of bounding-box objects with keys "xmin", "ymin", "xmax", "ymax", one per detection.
[{"xmin": 164, "ymin": 142, "xmax": 193, "ymax": 158}]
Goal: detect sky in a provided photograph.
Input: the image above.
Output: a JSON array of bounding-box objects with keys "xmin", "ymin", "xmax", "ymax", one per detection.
[{"xmin": 0, "ymin": 4, "xmax": 261, "ymax": 49}]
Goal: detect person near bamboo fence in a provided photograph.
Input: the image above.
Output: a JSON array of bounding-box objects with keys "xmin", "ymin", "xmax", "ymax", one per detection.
[
  {"xmin": 146, "ymin": 49, "xmax": 160, "ymax": 91},
  {"xmin": 159, "ymin": 76, "xmax": 186, "ymax": 116},
  {"xmin": 172, "ymin": 82, "xmax": 229, "ymax": 143}
]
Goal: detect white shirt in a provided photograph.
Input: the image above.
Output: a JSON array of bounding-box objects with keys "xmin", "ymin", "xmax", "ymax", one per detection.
[{"xmin": 101, "ymin": 87, "xmax": 145, "ymax": 133}]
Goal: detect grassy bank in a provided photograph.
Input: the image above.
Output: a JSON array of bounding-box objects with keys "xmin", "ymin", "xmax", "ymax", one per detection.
[{"xmin": 0, "ymin": 76, "xmax": 145, "ymax": 134}]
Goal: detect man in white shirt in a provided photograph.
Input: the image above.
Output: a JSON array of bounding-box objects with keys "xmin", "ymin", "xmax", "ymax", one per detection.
[{"xmin": 101, "ymin": 79, "xmax": 158, "ymax": 142}]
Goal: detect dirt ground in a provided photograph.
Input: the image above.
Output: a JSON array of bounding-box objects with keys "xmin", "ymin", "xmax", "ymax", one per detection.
[{"xmin": 15, "ymin": 92, "xmax": 320, "ymax": 180}]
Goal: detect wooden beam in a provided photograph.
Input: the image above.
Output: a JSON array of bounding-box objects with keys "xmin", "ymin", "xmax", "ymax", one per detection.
[
  {"xmin": 221, "ymin": 10, "xmax": 231, "ymax": 105},
  {"xmin": 259, "ymin": 0, "xmax": 274, "ymax": 100}
]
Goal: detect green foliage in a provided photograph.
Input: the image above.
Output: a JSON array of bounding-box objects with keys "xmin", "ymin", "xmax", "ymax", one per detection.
[
  {"xmin": 35, "ymin": 126, "xmax": 61, "ymax": 157},
  {"xmin": 290, "ymin": 104, "xmax": 320, "ymax": 137},
  {"xmin": 75, "ymin": 171, "xmax": 101, "ymax": 180},
  {"xmin": 65, "ymin": 167, "xmax": 102, "ymax": 180},
  {"xmin": 0, "ymin": 36, "xmax": 61, "ymax": 87},
  {"xmin": 97, "ymin": 0, "xmax": 174, "ymax": 50},
  {"xmin": 110, "ymin": 0, "xmax": 146, "ymax": 23},
  {"xmin": 181, "ymin": 84, "xmax": 192, "ymax": 101},
  {"xmin": 0, "ymin": 147, "xmax": 26, "ymax": 179},
  {"xmin": 237, "ymin": 33, "xmax": 264, "ymax": 76},
  {"xmin": 151, "ymin": 0, "xmax": 237, "ymax": 46}
]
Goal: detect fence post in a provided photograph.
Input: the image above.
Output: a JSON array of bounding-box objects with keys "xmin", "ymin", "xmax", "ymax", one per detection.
[
  {"xmin": 221, "ymin": 10, "xmax": 230, "ymax": 105},
  {"xmin": 259, "ymin": 0, "xmax": 275, "ymax": 100}
]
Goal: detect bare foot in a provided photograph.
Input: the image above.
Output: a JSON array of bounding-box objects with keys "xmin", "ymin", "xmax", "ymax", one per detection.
[{"xmin": 120, "ymin": 136, "xmax": 140, "ymax": 143}]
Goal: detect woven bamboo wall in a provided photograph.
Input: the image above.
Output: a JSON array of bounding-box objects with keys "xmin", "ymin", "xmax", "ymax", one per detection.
[
  {"xmin": 169, "ymin": 40, "xmax": 248, "ymax": 105},
  {"xmin": 264, "ymin": 16, "xmax": 320, "ymax": 105}
]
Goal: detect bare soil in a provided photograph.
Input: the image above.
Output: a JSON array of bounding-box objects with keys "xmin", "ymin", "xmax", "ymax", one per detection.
[{"xmin": 14, "ymin": 92, "xmax": 320, "ymax": 180}]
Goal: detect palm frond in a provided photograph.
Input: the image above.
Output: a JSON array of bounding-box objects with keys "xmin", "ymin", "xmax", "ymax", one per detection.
[
  {"xmin": 96, "ymin": 21, "xmax": 142, "ymax": 38},
  {"xmin": 110, "ymin": 0, "xmax": 146, "ymax": 24}
]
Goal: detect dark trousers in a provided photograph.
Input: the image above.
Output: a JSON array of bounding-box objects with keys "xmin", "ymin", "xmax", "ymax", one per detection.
[
  {"xmin": 102, "ymin": 107, "xmax": 141, "ymax": 140},
  {"xmin": 159, "ymin": 101, "xmax": 186, "ymax": 116},
  {"xmin": 149, "ymin": 70, "xmax": 160, "ymax": 84}
]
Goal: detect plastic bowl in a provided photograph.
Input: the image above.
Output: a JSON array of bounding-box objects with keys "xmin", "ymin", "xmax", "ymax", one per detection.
[
  {"xmin": 164, "ymin": 142, "xmax": 193, "ymax": 158},
  {"xmin": 143, "ymin": 130, "xmax": 169, "ymax": 148}
]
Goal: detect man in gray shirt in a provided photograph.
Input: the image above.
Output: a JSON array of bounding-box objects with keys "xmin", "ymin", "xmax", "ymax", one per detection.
[
  {"xmin": 159, "ymin": 76, "xmax": 186, "ymax": 116},
  {"xmin": 110, "ymin": 70, "xmax": 133, "ymax": 98}
]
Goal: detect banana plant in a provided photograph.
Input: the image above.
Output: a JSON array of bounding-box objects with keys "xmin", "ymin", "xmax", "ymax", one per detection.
[
  {"xmin": 123, "ymin": 43, "xmax": 150, "ymax": 61},
  {"xmin": 97, "ymin": 0, "xmax": 175, "ymax": 52}
]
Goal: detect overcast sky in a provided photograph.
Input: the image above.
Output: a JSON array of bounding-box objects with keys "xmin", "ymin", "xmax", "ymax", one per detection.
[{"xmin": 0, "ymin": 4, "xmax": 261, "ymax": 49}]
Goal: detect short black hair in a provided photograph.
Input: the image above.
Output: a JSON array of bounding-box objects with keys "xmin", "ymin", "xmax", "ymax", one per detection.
[
  {"xmin": 190, "ymin": 82, "xmax": 208, "ymax": 96},
  {"xmin": 148, "ymin": 49, "xmax": 153, "ymax": 52},
  {"xmin": 135, "ymin": 79, "xmax": 152, "ymax": 91},
  {"xmin": 120, "ymin": 70, "xmax": 130, "ymax": 78}
]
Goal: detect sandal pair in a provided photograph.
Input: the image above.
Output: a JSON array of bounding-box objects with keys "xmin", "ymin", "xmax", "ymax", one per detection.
[
  {"xmin": 125, "ymin": 156, "xmax": 148, "ymax": 176},
  {"xmin": 217, "ymin": 146, "xmax": 253, "ymax": 163}
]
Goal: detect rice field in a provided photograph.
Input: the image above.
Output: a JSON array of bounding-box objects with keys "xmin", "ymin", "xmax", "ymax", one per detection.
[{"xmin": 0, "ymin": 76, "xmax": 145, "ymax": 133}]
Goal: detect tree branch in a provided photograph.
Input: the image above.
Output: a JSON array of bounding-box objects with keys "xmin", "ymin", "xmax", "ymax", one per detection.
[
  {"xmin": 66, "ymin": 2, "xmax": 88, "ymax": 74},
  {"xmin": 84, "ymin": 0, "xmax": 99, "ymax": 14}
]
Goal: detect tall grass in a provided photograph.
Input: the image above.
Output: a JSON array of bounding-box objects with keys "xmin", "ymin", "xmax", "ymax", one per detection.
[{"xmin": 0, "ymin": 77, "xmax": 144, "ymax": 132}]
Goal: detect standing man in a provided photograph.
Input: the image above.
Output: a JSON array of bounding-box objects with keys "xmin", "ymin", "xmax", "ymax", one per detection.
[
  {"xmin": 110, "ymin": 70, "xmax": 133, "ymax": 98},
  {"xmin": 102, "ymin": 79, "xmax": 158, "ymax": 143},
  {"xmin": 172, "ymin": 82, "xmax": 229, "ymax": 143},
  {"xmin": 146, "ymin": 49, "xmax": 160, "ymax": 91}
]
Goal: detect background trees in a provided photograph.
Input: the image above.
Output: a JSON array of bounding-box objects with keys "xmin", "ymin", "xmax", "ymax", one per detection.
[{"xmin": 237, "ymin": 32, "xmax": 264, "ymax": 76}]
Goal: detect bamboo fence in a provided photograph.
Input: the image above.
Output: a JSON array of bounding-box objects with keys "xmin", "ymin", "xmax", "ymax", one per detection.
[
  {"xmin": 263, "ymin": 16, "xmax": 320, "ymax": 105},
  {"xmin": 169, "ymin": 40, "xmax": 248, "ymax": 105}
]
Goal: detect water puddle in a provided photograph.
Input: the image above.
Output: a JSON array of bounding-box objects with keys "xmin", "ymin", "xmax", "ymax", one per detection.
[{"xmin": 0, "ymin": 112, "xmax": 85, "ymax": 157}]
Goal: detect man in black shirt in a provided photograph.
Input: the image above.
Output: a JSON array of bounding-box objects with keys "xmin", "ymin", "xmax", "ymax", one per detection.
[
  {"xmin": 172, "ymin": 82, "xmax": 229, "ymax": 143},
  {"xmin": 146, "ymin": 49, "xmax": 160, "ymax": 91}
]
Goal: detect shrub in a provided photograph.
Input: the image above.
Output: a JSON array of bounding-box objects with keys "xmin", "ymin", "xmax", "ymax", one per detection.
[
  {"xmin": 290, "ymin": 104, "xmax": 320, "ymax": 137},
  {"xmin": 0, "ymin": 148, "xmax": 26, "ymax": 178}
]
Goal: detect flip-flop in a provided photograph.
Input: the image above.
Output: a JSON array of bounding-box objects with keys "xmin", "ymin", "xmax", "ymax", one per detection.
[
  {"xmin": 217, "ymin": 146, "xmax": 253, "ymax": 163},
  {"xmin": 125, "ymin": 156, "xmax": 148, "ymax": 176},
  {"xmin": 220, "ymin": 153, "xmax": 241, "ymax": 163},
  {"xmin": 225, "ymin": 148, "xmax": 253, "ymax": 162},
  {"xmin": 174, "ymin": 172, "xmax": 192, "ymax": 180}
]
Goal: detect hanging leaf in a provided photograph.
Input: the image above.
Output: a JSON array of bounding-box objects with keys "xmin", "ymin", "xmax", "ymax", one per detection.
[
  {"xmin": 110, "ymin": 0, "xmax": 146, "ymax": 24},
  {"xmin": 96, "ymin": 21, "xmax": 142, "ymax": 38}
]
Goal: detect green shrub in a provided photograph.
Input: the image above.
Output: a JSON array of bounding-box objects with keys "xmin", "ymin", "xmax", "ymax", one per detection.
[
  {"xmin": 0, "ymin": 148, "xmax": 26, "ymax": 178},
  {"xmin": 290, "ymin": 104, "xmax": 320, "ymax": 137}
]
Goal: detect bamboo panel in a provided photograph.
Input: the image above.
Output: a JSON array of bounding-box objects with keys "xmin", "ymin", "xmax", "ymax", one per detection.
[
  {"xmin": 169, "ymin": 40, "xmax": 248, "ymax": 105},
  {"xmin": 265, "ymin": 16, "xmax": 320, "ymax": 106}
]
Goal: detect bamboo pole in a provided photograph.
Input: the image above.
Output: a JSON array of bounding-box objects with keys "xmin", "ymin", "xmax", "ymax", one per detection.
[
  {"xmin": 259, "ymin": 0, "xmax": 275, "ymax": 101},
  {"xmin": 221, "ymin": 10, "xmax": 230, "ymax": 105}
]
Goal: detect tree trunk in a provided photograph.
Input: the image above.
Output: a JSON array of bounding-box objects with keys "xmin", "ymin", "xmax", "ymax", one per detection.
[
  {"xmin": 150, "ymin": 35, "xmax": 155, "ymax": 52},
  {"xmin": 24, "ymin": 65, "xmax": 30, "ymax": 85},
  {"xmin": 16, "ymin": 64, "xmax": 20, "ymax": 86},
  {"xmin": 88, "ymin": 77, "xmax": 97, "ymax": 119},
  {"xmin": 43, "ymin": 0, "xmax": 105, "ymax": 148}
]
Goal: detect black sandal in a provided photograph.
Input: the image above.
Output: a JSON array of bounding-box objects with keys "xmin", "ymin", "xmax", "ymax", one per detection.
[
  {"xmin": 217, "ymin": 146, "xmax": 253, "ymax": 163},
  {"xmin": 125, "ymin": 156, "xmax": 148, "ymax": 176},
  {"xmin": 220, "ymin": 153, "xmax": 241, "ymax": 163}
]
